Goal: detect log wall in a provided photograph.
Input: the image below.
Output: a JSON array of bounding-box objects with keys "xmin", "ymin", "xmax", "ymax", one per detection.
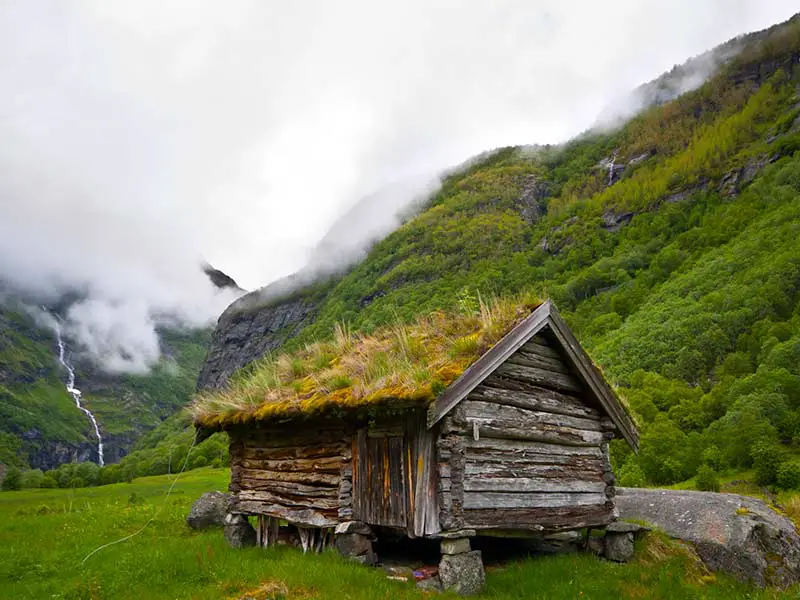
[
  {"xmin": 437, "ymin": 332, "xmax": 616, "ymax": 532},
  {"xmin": 229, "ymin": 424, "xmax": 353, "ymax": 528}
]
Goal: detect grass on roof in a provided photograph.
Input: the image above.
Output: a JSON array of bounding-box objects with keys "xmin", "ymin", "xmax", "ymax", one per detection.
[{"xmin": 191, "ymin": 293, "xmax": 541, "ymax": 428}]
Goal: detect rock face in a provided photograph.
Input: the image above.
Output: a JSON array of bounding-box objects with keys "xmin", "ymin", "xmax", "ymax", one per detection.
[
  {"xmin": 617, "ymin": 488, "xmax": 800, "ymax": 587},
  {"xmin": 197, "ymin": 293, "xmax": 318, "ymax": 391},
  {"xmin": 186, "ymin": 492, "xmax": 231, "ymax": 529}
]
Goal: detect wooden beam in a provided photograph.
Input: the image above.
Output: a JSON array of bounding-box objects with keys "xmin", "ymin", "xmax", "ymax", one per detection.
[{"xmin": 463, "ymin": 491, "xmax": 608, "ymax": 510}]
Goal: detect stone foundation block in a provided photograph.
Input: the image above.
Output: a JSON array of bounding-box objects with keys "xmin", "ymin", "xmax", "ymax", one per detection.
[{"xmin": 439, "ymin": 550, "xmax": 485, "ymax": 595}]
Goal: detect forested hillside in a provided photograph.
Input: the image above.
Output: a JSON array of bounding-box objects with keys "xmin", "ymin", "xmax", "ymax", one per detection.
[{"xmin": 203, "ymin": 14, "xmax": 800, "ymax": 490}]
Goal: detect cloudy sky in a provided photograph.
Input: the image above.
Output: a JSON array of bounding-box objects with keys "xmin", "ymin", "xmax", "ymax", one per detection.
[{"xmin": 0, "ymin": 0, "xmax": 797, "ymax": 370}]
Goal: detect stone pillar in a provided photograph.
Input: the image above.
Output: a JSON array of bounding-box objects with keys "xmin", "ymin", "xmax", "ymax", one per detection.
[
  {"xmin": 224, "ymin": 513, "xmax": 257, "ymax": 548},
  {"xmin": 334, "ymin": 521, "xmax": 377, "ymax": 565},
  {"xmin": 602, "ymin": 522, "xmax": 649, "ymax": 562},
  {"xmin": 438, "ymin": 529, "xmax": 485, "ymax": 596}
]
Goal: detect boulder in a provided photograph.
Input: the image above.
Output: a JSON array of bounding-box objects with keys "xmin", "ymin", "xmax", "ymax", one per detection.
[
  {"xmin": 439, "ymin": 550, "xmax": 485, "ymax": 596},
  {"xmin": 335, "ymin": 532, "xmax": 376, "ymax": 565},
  {"xmin": 186, "ymin": 491, "xmax": 231, "ymax": 529},
  {"xmin": 604, "ymin": 531, "xmax": 635, "ymax": 563},
  {"xmin": 224, "ymin": 513, "xmax": 257, "ymax": 548},
  {"xmin": 617, "ymin": 488, "xmax": 800, "ymax": 587}
]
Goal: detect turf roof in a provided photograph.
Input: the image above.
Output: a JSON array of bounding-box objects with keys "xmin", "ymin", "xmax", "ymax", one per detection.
[{"xmin": 191, "ymin": 295, "xmax": 542, "ymax": 428}]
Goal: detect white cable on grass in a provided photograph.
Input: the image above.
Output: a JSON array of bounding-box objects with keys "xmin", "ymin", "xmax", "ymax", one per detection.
[{"xmin": 81, "ymin": 428, "xmax": 200, "ymax": 566}]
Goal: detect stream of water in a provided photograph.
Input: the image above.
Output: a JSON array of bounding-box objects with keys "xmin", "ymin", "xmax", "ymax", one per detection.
[{"xmin": 53, "ymin": 320, "xmax": 105, "ymax": 466}]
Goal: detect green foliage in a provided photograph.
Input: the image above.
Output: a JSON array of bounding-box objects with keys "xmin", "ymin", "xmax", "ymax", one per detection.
[
  {"xmin": 618, "ymin": 458, "xmax": 647, "ymax": 487},
  {"xmin": 695, "ymin": 465, "xmax": 721, "ymax": 492}
]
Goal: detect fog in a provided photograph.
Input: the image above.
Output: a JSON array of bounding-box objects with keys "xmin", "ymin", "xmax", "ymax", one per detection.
[{"xmin": 0, "ymin": 1, "xmax": 796, "ymax": 371}]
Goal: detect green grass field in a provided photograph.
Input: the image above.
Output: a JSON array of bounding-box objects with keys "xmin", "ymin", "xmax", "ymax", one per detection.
[{"xmin": 0, "ymin": 468, "xmax": 795, "ymax": 600}]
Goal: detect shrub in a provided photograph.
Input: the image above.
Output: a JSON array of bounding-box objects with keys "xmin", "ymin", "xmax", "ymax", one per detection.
[
  {"xmin": 695, "ymin": 465, "xmax": 721, "ymax": 492},
  {"xmin": 751, "ymin": 441, "xmax": 787, "ymax": 486},
  {"xmin": 20, "ymin": 469, "xmax": 44, "ymax": 489},
  {"xmin": 1, "ymin": 466, "xmax": 21, "ymax": 491},
  {"xmin": 777, "ymin": 460, "xmax": 800, "ymax": 490},
  {"xmin": 39, "ymin": 475, "xmax": 57, "ymax": 489}
]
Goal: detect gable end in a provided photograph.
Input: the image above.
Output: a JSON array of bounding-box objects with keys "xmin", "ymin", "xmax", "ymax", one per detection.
[{"xmin": 427, "ymin": 300, "xmax": 639, "ymax": 451}]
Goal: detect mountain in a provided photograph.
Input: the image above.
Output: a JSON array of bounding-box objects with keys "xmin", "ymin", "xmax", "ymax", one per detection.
[
  {"xmin": 0, "ymin": 267, "xmax": 241, "ymax": 470},
  {"xmin": 198, "ymin": 14, "xmax": 800, "ymax": 488}
]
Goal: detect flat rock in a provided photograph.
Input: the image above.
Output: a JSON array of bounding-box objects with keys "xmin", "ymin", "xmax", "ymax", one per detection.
[
  {"xmin": 335, "ymin": 521, "xmax": 373, "ymax": 536},
  {"xmin": 607, "ymin": 521, "xmax": 650, "ymax": 534},
  {"xmin": 617, "ymin": 488, "xmax": 800, "ymax": 587},
  {"xmin": 186, "ymin": 492, "xmax": 231, "ymax": 529},
  {"xmin": 439, "ymin": 529, "xmax": 476, "ymax": 539},
  {"xmin": 441, "ymin": 538, "xmax": 471, "ymax": 555}
]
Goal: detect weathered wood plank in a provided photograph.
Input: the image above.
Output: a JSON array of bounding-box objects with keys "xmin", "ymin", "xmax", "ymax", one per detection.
[
  {"xmin": 236, "ymin": 469, "xmax": 339, "ymax": 487},
  {"xmin": 495, "ymin": 362, "xmax": 582, "ymax": 393},
  {"xmin": 463, "ymin": 491, "xmax": 608, "ymax": 510},
  {"xmin": 232, "ymin": 500, "xmax": 337, "ymax": 528},
  {"xmin": 239, "ymin": 457, "xmax": 344, "ymax": 473},
  {"xmin": 469, "ymin": 381, "xmax": 599, "ymax": 419},
  {"xmin": 463, "ymin": 401, "xmax": 603, "ymax": 432},
  {"xmin": 240, "ymin": 446, "xmax": 347, "ymax": 460},
  {"xmin": 237, "ymin": 490, "xmax": 340, "ymax": 510},
  {"xmin": 463, "ymin": 504, "xmax": 614, "ymax": 531},
  {"xmin": 507, "ymin": 352, "xmax": 570, "ymax": 374},
  {"xmin": 237, "ymin": 478, "xmax": 339, "ymax": 497},
  {"xmin": 522, "ymin": 337, "xmax": 562, "ymax": 359},
  {"xmin": 463, "ymin": 437, "xmax": 603, "ymax": 457},
  {"xmin": 471, "ymin": 423, "xmax": 605, "ymax": 447},
  {"xmin": 464, "ymin": 462, "xmax": 605, "ymax": 480},
  {"xmin": 463, "ymin": 478, "xmax": 606, "ymax": 494}
]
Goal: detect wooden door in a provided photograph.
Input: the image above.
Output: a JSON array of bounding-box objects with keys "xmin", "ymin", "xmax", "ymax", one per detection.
[{"xmin": 352, "ymin": 428, "xmax": 409, "ymax": 528}]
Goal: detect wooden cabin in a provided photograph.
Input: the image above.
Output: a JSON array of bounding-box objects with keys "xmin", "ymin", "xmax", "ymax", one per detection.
[{"xmin": 197, "ymin": 301, "xmax": 638, "ymax": 581}]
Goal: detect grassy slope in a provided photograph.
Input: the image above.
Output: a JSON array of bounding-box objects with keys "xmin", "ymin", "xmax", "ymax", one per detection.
[{"xmin": 0, "ymin": 469, "xmax": 792, "ymax": 600}]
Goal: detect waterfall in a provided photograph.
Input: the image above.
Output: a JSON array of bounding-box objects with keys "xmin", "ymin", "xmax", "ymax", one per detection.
[
  {"xmin": 608, "ymin": 150, "xmax": 618, "ymax": 186},
  {"xmin": 53, "ymin": 320, "xmax": 105, "ymax": 466}
]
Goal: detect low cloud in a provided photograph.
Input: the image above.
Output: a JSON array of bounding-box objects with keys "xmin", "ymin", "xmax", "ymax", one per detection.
[{"xmin": 0, "ymin": 1, "xmax": 796, "ymax": 371}]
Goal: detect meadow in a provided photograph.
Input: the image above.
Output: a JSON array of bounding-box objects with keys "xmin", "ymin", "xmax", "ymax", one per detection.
[{"xmin": 0, "ymin": 467, "xmax": 796, "ymax": 600}]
